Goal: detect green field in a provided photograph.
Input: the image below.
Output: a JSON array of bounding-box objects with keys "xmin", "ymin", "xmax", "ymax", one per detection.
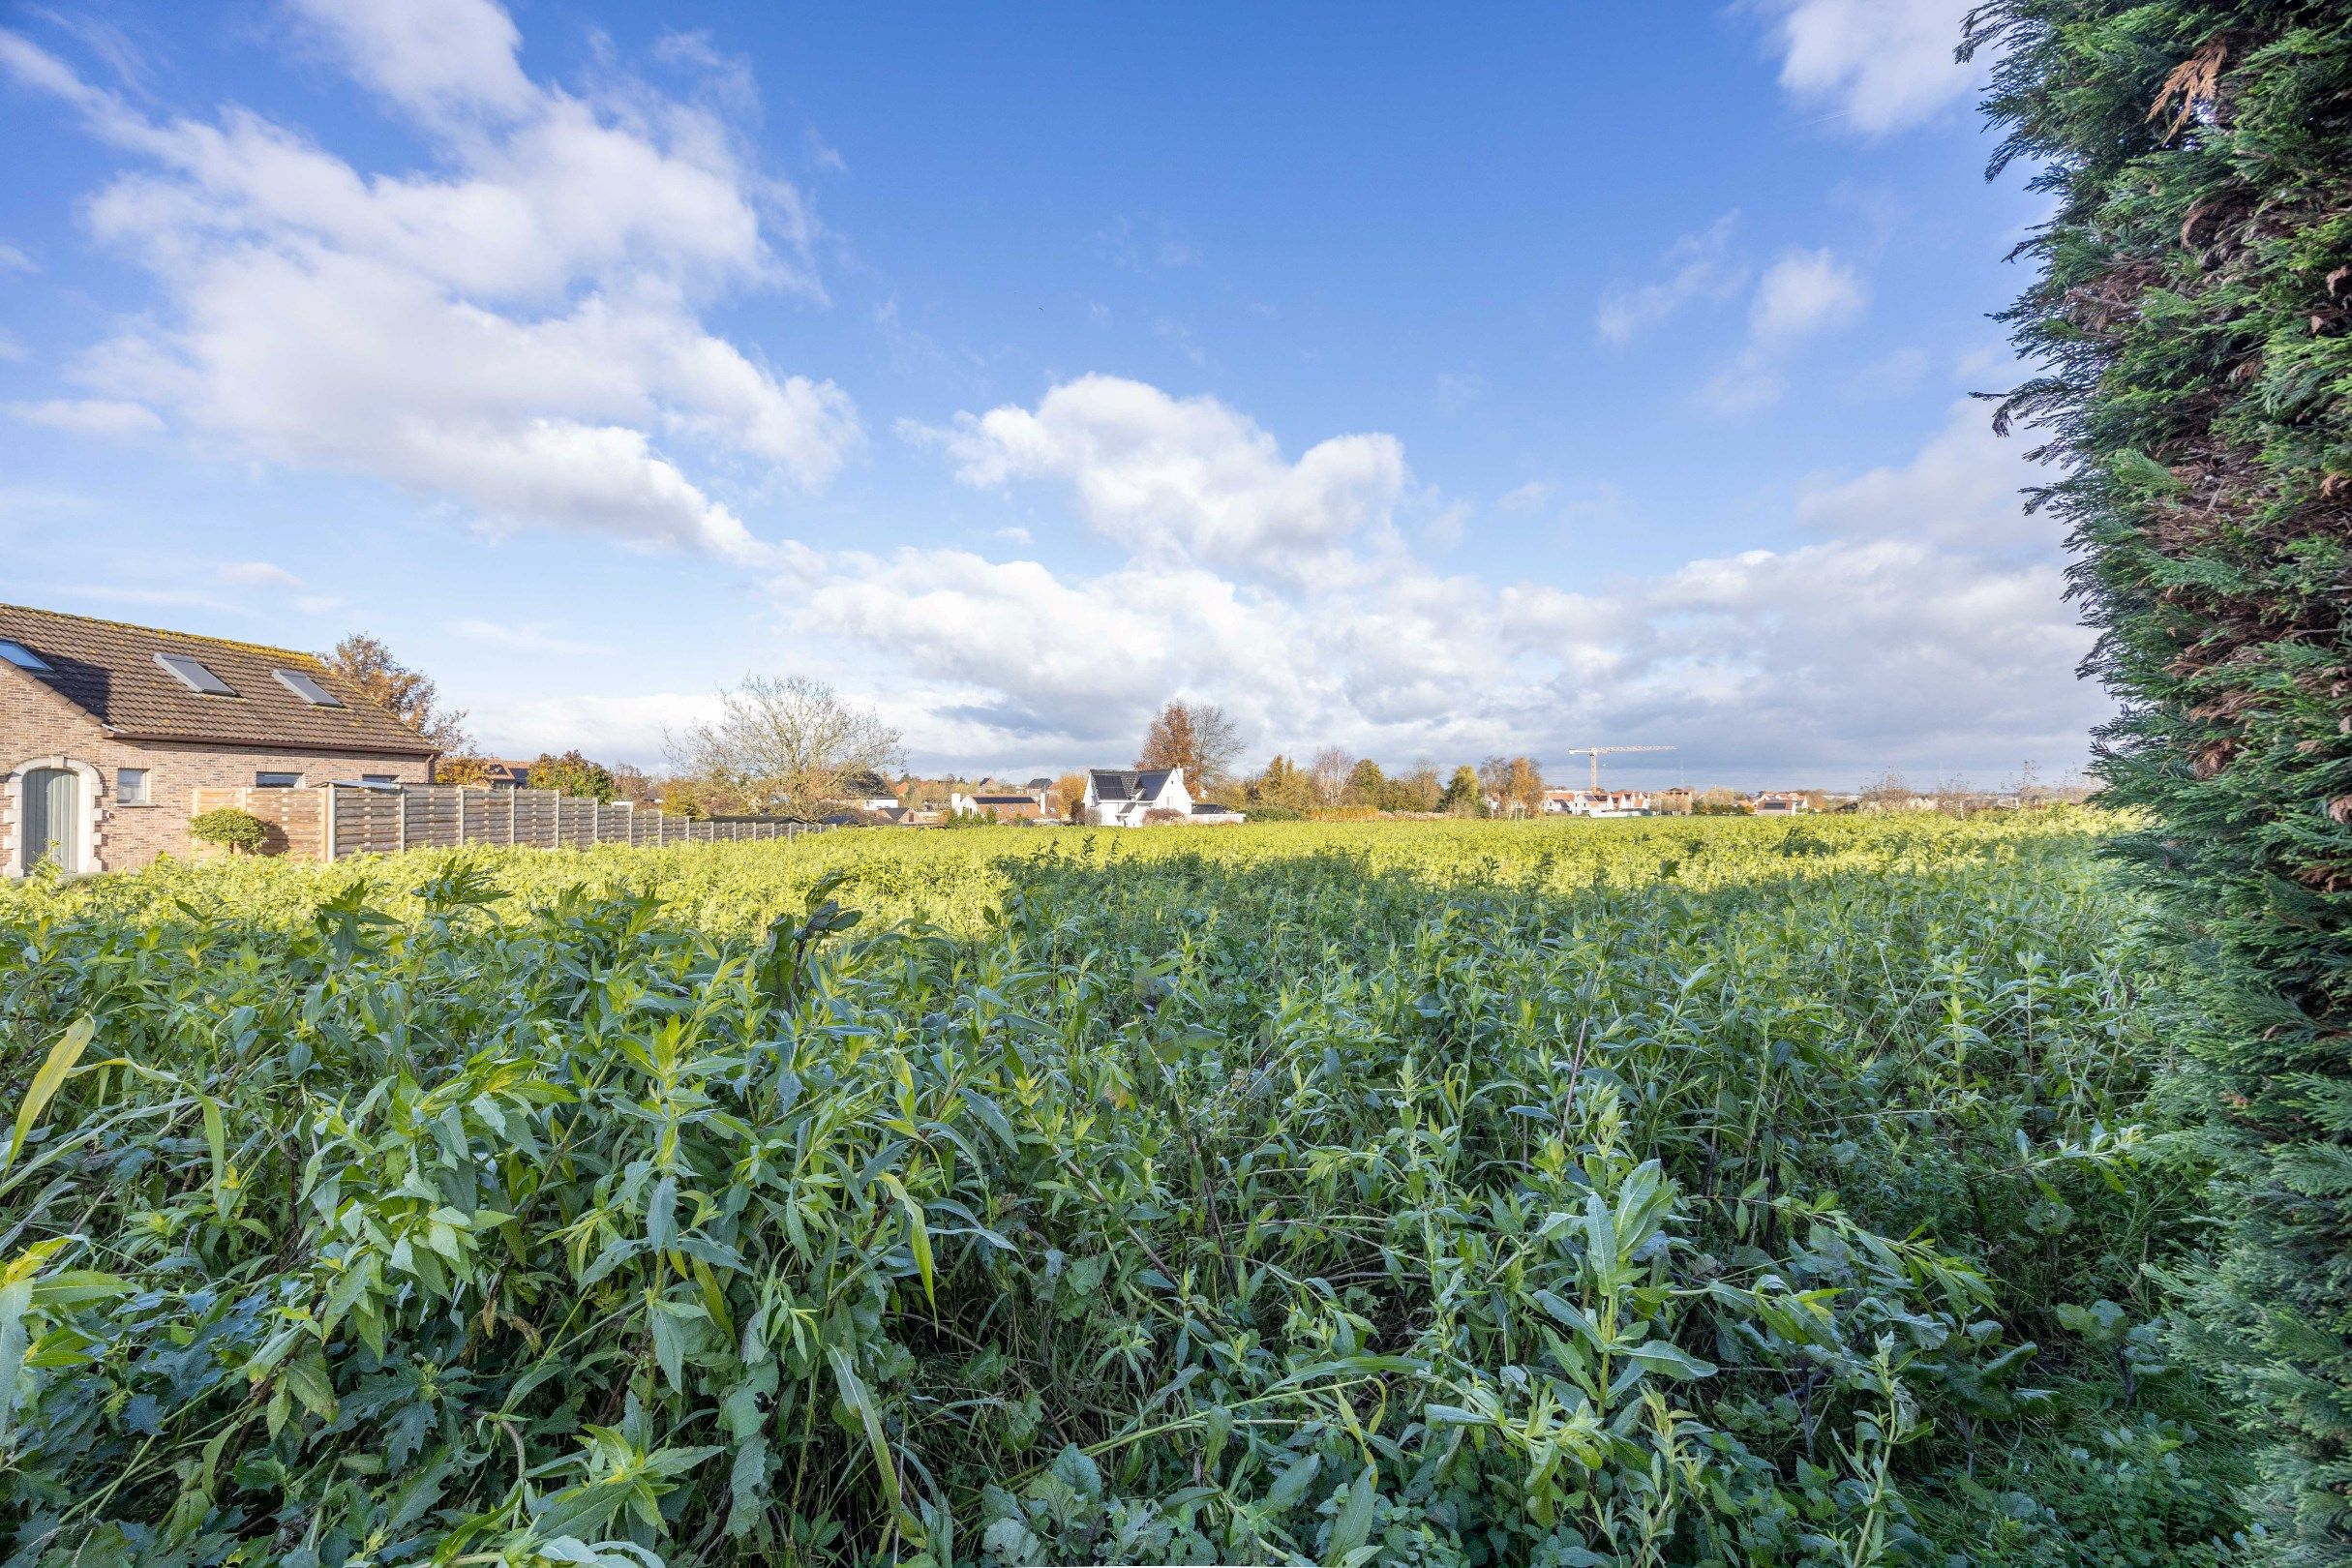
[{"xmin": 0, "ymin": 817, "xmax": 2246, "ymax": 1565}]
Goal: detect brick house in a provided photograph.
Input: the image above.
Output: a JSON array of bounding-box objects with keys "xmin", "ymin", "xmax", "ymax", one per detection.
[{"xmin": 1, "ymin": 604, "xmax": 437, "ymax": 874}]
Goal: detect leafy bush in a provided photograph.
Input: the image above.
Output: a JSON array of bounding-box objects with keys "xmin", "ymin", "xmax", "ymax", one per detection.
[
  {"xmin": 0, "ymin": 818, "xmax": 2247, "ymax": 1564},
  {"xmin": 1973, "ymin": 2, "xmax": 2352, "ymax": 1552},
  {"xmin": 189, "ymin": 806, "xmax": 269, "ymax": 855}
]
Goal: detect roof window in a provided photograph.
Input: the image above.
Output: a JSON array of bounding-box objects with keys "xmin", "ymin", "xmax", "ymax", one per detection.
[
  {"xmin": 0, "ymin": 640, "xmax": 50, "ymax": 671},
  {"xmin": 155, "ymin": 651, "xmax": 235, "ymax": 695},
  {"xmin": 273, "ymin": 668, "xmax": 344, "ymax": 707}
]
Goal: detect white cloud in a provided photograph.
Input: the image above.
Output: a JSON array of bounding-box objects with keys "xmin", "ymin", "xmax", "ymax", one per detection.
[
  {"xmin": 1700, "ymin": 247, "xmax": 1868, "ymax": 415},
  {"xmin": 908, "ymin": 375, "xmax": 1411, "ymax": 571},
  {"xmin": 1497, "ymin": 480, "xmax": 1554, "ymax": 514},
  {"xmin": 283, "ymin": 0, "xmax": 534, "ymax": 125},
  {"xmin": 795, "ymin": 376, "xmax": 2101, "ymax": 781},
  {"xmin": 1756, "ymin": 0, "xmax": 1983, "ymax": 135},
  {"xmin": 1748, "ymin": 248, "xmax": 1867, "ymax": 345},
  {"xmin": 0, "ymin": 7, "xmax": 857, "ymax": 561},
  {"xmin": 0, "ymin": 241, "xmax": 33, "ymax": 272},
  {"xmin": 217, "ymin": 559, "xmax": 303, "ymax": 588},
  {"xmin": 1597, "ymin": 214, "xmax": 1745, "ymax": 343},
  {"xmin": 1796, "ymin": 397, "xmax": 2045, "ymax": 549},
  {"xmin": 5, "ymin": 397, "xmax": 164, "ymax": 435}
]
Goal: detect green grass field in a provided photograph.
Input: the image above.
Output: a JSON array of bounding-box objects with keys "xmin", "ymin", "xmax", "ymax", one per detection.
[{"xmin": 0, "ymin": 816, "xmax": 2247, "ymax": 1565}]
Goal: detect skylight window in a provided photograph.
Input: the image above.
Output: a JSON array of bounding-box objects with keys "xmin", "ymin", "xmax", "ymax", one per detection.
[
  {"xmin": 155, "ymin": 651, "xmax": 235, "ymax": 695},
  {"xmin": 0, "ymin": 640, "xmax": 50, "ymax": 671},
  {"xmin": 273, "ymin": 668, "xmax": 344, "ymax": 708}
]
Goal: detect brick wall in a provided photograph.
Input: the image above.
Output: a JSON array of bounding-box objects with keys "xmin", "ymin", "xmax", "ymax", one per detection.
[{"xmin": 2, "ymin": 664, "xmax": 432, "ymax": 873}]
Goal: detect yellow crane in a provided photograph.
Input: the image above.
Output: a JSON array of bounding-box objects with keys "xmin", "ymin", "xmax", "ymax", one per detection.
[{"xmin": 1560, "ymin": 744, "xmax": 1676, "ymax": 794}]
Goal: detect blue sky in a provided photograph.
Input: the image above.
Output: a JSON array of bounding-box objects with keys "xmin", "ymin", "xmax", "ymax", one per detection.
[{"xmin": 0, "ymin": 0, "xmax": 2096, "ymax": 789}]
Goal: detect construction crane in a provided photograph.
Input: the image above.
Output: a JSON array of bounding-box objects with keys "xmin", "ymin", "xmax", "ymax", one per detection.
[{"xmin": 1560, "ymin": 744, "xmax": 1676, "ymax": 794}]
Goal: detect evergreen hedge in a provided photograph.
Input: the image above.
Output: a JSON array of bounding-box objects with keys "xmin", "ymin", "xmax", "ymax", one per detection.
[{"xmin": 1971, "ymin": 3, "xmax": 2352, "ymax": 1555}]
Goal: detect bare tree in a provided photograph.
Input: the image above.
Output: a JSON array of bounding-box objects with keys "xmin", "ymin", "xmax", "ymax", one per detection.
[
  {"xmin": 666, "ymin": 675, "xmax": 905, "ymax": 813},
  {"xmin": 1858, "ymin": 768, "xmax": 1914, "ymax": 806},
  {"xmin": 1139, "ymin": 700, "xmax": 1244, "ymax": 791},
  {"xmin": 1309, "ymin": 745, "xmax": 1355, "ymax": 806}
]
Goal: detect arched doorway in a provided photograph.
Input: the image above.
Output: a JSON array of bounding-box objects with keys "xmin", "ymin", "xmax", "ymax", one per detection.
[{"xmin": 19, "ymin": 766, "xmax": 81, "ymax": 873}]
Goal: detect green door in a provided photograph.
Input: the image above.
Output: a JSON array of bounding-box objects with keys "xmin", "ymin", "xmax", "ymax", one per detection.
[{"xmin": 21, "ymin": 767, "xmax": 78, "ymax": 872}]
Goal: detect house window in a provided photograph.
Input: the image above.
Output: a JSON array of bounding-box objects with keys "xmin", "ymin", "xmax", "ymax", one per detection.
[
  {"xmin": 155, "ymin": 652, "xmax": 235, "ymax": 696},
  {"xmin": 0, "ymin": 640, "xmax": 51, "ymax": 671},
  {"xmin": 116, "ymin": 768, "xmax": 150, "ymax": 805},
  {"xmin": 255, "ymin": 771, "xmax": 302, "ymax": 789},
  {"xmin": 272, "ymin": 669, "xmax": 344, "ymax": 707}
]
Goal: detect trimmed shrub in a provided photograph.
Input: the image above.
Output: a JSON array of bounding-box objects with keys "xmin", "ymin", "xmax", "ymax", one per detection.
[{"xmin": 189, "ymin": 807, "xmax": 269, "ymax": 856}]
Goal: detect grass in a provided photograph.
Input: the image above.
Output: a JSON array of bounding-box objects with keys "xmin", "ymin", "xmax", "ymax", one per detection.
[{"xmin": 0, "ymin": 814, "xmax": 2248, "ymax": 1565}]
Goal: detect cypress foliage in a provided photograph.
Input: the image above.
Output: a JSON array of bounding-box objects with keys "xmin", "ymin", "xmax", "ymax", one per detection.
[{"xmin": 1971, "ymin": 3, "xmax": 2352, "ymax": 1556}]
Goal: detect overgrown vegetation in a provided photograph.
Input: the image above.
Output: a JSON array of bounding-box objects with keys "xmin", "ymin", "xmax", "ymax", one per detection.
[
  {"xmin": 1970, "ymin": 3, "xmax": 2352, "ymax": 1554},
  {"xmin": 0, "ymin": 818, "xmax": 2247, "ymax": 1563}
]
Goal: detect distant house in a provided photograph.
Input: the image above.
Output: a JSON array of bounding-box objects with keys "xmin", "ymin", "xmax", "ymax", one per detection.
[
  {"xmin": 1751, "ymin": 791, "xmax": 1810, "ymax": 815},
  {"xmin": 1654, "ymin": 787, "xmax": 1696, "ymax": 816},
  {"xmin": 951, "ymin": 783, "xmax": 1052, "ymax": 823},
  {"xmin": 1544, "ymin": 787, "xmax": 1651, "ymax": 817},
  {"xmin": 837, "ymin": 770, "xmax": 900, "ymax": 812},
  {"xmin": 1081, "ymin": 768, "xmax": 1247, "ymax": 827},
  {"xmin": 1083, "ymin": 767, "xmax": 1192, "ymax": 826},
  {"xmin": 483, "ymin": 758, "xmax": 534, "ymax": 790},
  {"xmin": 1, "ymin": 603, "xmax": 436, "ymax": 875}
]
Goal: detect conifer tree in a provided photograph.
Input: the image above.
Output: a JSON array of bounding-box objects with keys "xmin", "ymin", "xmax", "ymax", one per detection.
[{"xmin": 1974, "ymin": 5, "xmax": 2352, "ymax": 1553}]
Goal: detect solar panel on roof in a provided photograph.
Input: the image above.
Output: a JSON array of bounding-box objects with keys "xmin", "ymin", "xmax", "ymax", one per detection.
[{"xmin": 154, "ymin": 651, "xmax": 235, "ymax": 695}]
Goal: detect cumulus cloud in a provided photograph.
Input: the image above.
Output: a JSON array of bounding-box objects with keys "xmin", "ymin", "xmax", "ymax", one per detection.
[
  {"xmin": 1798, "ymin": 397, "xmax": 2048, "ymax": 549},
  {"xmin": 0, "ymin": 2, "xmax": 857, "ymax": 560},
  {"xmin": 1701, "ymin": 247, "xmax": 1869, "ymax": 414},
  {"xmin": 907, "ymin": 375, "xmax": 1410, "ymax": 571},
  {"xmin": 775, "ymin": 376, "xmax": 2098, "ymax": 781},
  {"xmin": 1748, "ymin": 249, "xmax": 1868, "ymax": 345},
  {"xmin": 1755, "ymin": 0, "xmax": 1983, "ymax": 135}
]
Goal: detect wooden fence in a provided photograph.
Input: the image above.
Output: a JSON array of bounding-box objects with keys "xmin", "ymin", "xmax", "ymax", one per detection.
[{"xmin": 190, "ymin": 785, "xmax": 825, "ymax": 863}]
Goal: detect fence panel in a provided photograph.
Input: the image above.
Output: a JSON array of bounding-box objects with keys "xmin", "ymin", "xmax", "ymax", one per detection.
[
  {"xmin": 220, "ymin": 783, "xmax": 826, "ymax": 861},
  {"xmin": 463, "ymin": 789, "xmax": 510, "ymax": 846},
  {"xmin": 331, "ymin": 786, "xmax": 404, "ymax": 859},
  {"xmin": 403, "ymin": 786, "xmax": 462, "ymax": 851},
  {"xmin": 512, "ymin": 790, "xmax": 558, "ymax": 848},
  {"xmin": 558, "ymin": 796, "xmax": 596, "ymax": 848}
]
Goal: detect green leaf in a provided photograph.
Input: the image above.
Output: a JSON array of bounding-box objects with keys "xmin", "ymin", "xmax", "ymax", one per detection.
[
  {"xmin": 1622, "ymin": 1341, "xmax": 1716, "ymax": 1380},
  {"xmin": 5, "ymin": 1017, "xmax": 94, "ymax": 1173},
  {"xmin": 1324, "ymin": 1465, "xmax": 1377, "ymax": 1563},
  {"xmin": 1266, "ymin": 1451, "xmax": 1321, "ymax": 1511}
]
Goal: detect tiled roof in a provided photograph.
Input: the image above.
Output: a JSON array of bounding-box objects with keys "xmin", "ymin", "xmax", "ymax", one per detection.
[{"xmin": 0, "ymin": 603, "xmax": 438, "ymax": 756}]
